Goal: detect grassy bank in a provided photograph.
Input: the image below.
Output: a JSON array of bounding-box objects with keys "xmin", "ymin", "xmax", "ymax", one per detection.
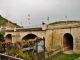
[{"xmin": 51, "ymin": 52, "xmax": 80, "ymax": 60}]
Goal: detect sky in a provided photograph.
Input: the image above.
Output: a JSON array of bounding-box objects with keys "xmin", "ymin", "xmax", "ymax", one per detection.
[{"xmin": 0, "ymin": 0, "xmax": 80, "ymax": 26}]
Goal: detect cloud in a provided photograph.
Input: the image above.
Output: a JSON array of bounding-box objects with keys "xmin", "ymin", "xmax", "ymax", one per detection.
[{"xmin": 0, "ymin": 0, "xmax": 80, "ymax": 26}]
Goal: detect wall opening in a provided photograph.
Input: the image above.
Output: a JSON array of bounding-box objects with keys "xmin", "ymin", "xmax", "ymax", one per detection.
[
  {"xmin": 5, "ymin": 34, "xmax": 12, "ymax": 43},
  {"xmin": 22, "ymin": 33, "xmax": 37, "ymax": 40},
  {"xmin": 63, "ymin": 33, "xmax": 73, "ymax": 51}
]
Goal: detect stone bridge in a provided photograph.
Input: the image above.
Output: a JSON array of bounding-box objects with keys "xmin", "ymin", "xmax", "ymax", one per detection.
[{"xmin": 2, "ymin": 22, "xmax": 80, "ymax": 53}]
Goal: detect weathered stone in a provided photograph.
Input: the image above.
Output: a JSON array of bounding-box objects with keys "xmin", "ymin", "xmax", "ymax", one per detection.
[{"xmin": 3, "ymin": 22, "xmax": 80, "ymax": 53}]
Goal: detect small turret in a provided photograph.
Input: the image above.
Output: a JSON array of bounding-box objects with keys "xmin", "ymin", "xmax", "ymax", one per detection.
[{"xmin": 42, "ymin": 22, "xmax": 48, "ymax": 30}]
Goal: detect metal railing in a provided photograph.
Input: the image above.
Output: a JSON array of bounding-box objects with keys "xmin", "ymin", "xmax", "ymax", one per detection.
[
  {"xmin": 23, "ymin": 25, "xmax": 42, "ymax": 28},
  {"xmin": 0, "ymin": 53, "xmax": 25, "ymax": 60}
]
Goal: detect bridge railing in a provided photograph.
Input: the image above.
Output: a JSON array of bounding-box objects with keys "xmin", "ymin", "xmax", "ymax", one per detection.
[
  {"xmin": 23, "ymin": 25, "xmax": 42, "ymax": 28},
  {"xmin": 0, "ymin": 53, "xmax": 24, "ymax": 60}
]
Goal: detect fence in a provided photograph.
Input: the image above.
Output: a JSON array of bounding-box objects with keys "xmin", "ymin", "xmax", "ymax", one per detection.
[
  {"xmin": 0, "ymin": 53, "xmax": 24, "ymax": 60},
  {"xmin": 23, "ymin": 25, "xmax": 42, "ymax": 28}
]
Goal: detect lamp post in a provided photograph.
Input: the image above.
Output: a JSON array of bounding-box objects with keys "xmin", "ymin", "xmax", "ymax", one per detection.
[
  {"xmin": 65, "ymin": 15, "xmax": 67, "ymax": 24},
  {"xmin": 47, "ymin": 17, "xmax": 49, "ymax": 24}
]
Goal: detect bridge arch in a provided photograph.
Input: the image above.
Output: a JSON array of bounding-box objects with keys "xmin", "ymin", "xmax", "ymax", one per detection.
[
  {"xmin": 22, "ymin": 33, "xmax": 37, "ymax": 41},
  {"xmin": 63, "ymin": 33, "xmax": 73, "ymax": 51},
  {"xmin": 5, "ymin": 34, "xmax": 12, "ymax": 43}
]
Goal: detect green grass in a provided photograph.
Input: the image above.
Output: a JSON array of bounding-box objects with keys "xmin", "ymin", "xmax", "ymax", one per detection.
[{"xmin": 51, "ymin": 52, "xmax": 80, "ymax": 60}]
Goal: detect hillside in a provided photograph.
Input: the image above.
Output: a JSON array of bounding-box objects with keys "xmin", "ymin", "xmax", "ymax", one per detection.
[{"xmin": 0, "ymin": 15, "xmax": 21, "ymax": 28}]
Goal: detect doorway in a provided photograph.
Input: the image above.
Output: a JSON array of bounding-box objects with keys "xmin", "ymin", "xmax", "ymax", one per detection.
[{"xmin": 63, "ymin": 33, "xmax": 73, "ymax": 51}]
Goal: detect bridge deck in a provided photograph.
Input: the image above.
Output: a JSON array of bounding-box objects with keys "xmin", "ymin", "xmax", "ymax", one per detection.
[{"xmin": 2, "ymin": 27, "xmax": 42, "ymax": 32}]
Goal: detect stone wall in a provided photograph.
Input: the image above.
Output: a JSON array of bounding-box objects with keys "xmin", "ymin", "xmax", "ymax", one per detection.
[
  {"xmin": 45, "ymin": 30, "xmax": 53, "ymax": 48},
  {"xmin": 71, "ymin": 28, "xmax": 80, "ymax": 53},
  {"xmin": 48, "ymin": 22, "xmax": 80, "ymax": 29},
  {"xmin": 4, "ymin": 22, "xmax": 80, "ymax": 53}
]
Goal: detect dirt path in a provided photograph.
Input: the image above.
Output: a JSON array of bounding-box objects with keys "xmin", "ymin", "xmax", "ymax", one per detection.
[{"xmin": 63, "ymin": 49, "xmax": 73, "ymax": 54}]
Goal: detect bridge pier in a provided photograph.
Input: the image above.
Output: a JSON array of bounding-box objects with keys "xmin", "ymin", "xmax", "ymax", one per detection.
[{"xmin": 12, "ymin": 34, "xmax": 21, "ymax": 43}]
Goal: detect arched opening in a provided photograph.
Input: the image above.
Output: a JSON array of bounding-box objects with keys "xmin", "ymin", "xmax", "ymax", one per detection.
[
  {"xmin": 5, "ymin": 34, "xmax": 12, "ymax": 39},
  {"xmin": 63, "ymin": 33, "xmax": 73, "ymax": 51},
  {"xmin": 22, "ymin": 33, "xmax": 37, "ymax": 41},
  {"xmin": 22, "ymin": 33, "xmax": 37, "ymax": 48},
  {"xmin": 5, "ymin": 34, "xmax": 12, "ymax": 43}
]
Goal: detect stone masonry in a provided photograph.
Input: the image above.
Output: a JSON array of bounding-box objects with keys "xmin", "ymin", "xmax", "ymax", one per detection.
[{"xmin": 4, "ymin": 22, "xmax": 80, "ymax": 53}]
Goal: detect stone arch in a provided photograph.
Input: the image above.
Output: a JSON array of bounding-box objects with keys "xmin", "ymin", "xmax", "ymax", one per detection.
[
  {"xmin": 5, "ymin": 34, "xmax": 12, "ymax": 43},
  {"xmin": 22, "ymin": 33, "xmax": 37, "ymax": 41},
  {"xmin": 63, "ymin": 33, "xmax": 73, "ymax": 51},
  {"xmin": 5, "ymin": 34, "xmax": 12, "ymax": 40}
]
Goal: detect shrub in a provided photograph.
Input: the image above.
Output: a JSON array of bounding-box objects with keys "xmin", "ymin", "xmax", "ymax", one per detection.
[{"xmin": 0, "ymin": 31, "xmax": 5, "ymax": 42}]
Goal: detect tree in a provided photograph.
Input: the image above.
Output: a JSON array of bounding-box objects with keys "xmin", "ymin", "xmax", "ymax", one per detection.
[
  {"xmin": 0, "ymin": 31, "xmax": 5, "ymax": 42},
  {"xmin": 0, "ymin": 31, "xmax": 5, "ymax": 53}
]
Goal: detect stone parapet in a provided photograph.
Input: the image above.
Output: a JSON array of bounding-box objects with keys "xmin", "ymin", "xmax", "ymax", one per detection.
[{"xmin": 48, "ymin": 23, "xmax": 80, "ymax": 29}]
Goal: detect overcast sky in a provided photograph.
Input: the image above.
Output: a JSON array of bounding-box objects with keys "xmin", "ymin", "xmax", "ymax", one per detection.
[{"xmin": 0, "ymin": 0, "xmax": 80, "ymax": 26}]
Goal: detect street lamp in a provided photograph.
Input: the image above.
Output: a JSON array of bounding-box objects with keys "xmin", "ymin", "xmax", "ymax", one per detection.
[
  {"xmin": 65, "ymin": 15, "xmax": 67, "ymax": 24},
  {"xmin": 47, "ymin": 17, "xmax": 49, "ymax": 24}
]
